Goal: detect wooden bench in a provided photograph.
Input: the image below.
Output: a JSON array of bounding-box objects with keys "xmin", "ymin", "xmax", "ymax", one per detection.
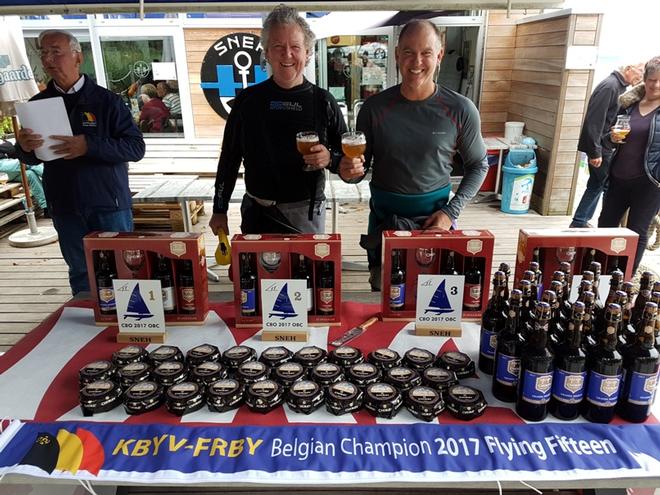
[{"xmin": 0, "ymin": 182, "xmax": 26, "ymax": 237}]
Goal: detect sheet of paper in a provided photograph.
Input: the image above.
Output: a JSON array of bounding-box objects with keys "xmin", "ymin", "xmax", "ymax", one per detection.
[
  {"xmin": 152, "ymin": 62, "xmax": 177, "ymax": 80},
  {"xmin": 15, "ymin": 97, "xmax": 73, "ymax": 162}
]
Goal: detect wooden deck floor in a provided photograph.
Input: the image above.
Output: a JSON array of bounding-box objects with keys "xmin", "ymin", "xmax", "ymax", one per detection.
[{"xmin": 0, "ymin": 199, "xmax": 658, "ymax": 353}]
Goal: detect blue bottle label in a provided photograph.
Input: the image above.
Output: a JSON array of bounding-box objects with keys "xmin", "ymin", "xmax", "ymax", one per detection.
[
  {"xmin": 241, "ymin": 288, "xmax": 256, "ymax": 313},
  {"xmin": 521, "ymin": 369, "xmax": 553, "ymax": 404},
  {"xmin": 551, "ymin": 368, "xmax": 586, "ymax": 404},
  {"xmin": 495, "ymin": 354, "xmax": 520, "ymax": 386},
  {"xmin": 625, "ymin": 370, "xmax": 659, "ymax": 406},
  {"xmin": 98, "ymin": 287, "xmax": 116, "ymax": 311},
  {"xmin": 389, "ymin": 283, "xmax": 405, "ymax": 309},
  {"xmin": 480, "ymin": 330, "xmax": 497, "ymax": 358},
  {"xmin": 586, "ymin": 371, "xmax": 622, "ymax": 407}
]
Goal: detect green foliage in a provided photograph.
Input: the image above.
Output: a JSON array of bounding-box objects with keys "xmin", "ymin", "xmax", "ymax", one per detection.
[{"xmin": 0, "ymin": 116, "xmax": 13, "ymax": 138}]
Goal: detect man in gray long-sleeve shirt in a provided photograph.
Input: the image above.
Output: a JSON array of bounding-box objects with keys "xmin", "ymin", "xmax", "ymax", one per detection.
[{"xmin": 338, "ymin": 20, "xmax": 488, "ymax": 289}]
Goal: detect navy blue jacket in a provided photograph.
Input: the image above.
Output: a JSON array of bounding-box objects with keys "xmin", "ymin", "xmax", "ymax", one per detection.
[{"xmin": 16, "ymin": 76, "xmax": 145, "ymax": 215}]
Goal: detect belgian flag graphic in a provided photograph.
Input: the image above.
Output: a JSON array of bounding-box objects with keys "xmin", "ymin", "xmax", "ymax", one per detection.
[{"xmin": 20, "ymin": 428, "xmax": 105, "ymax": 475}]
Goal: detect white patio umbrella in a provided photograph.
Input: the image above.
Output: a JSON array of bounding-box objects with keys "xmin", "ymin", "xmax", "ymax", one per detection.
[{"xmin": 0, "ymin": 15, "xmax": 57, "ymax": 247}]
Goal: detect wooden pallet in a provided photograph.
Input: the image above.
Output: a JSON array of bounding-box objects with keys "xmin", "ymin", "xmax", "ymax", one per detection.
[
  {"xmin": 0, "ymin": 183, "xmax": 27, "ymax": 238},
  {"xmin": 132, "ymin": 199, "xmax": 205, "ymax": 231}
]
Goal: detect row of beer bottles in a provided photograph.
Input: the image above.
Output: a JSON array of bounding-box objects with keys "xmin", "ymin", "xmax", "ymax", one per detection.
[
  {"xmin": 239, "ymin": 252, "xmax": 335, "ymax": 317},
  {"xmin": 389, "ymin": 249, "xmax": 484, "ymax": 311},
  {"xmin": 94, "ymin": 250, "xmax": 196, "ymax": 316}
]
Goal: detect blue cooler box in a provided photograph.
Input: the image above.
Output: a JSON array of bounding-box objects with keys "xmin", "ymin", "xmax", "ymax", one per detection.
[{"xmin": 500, "ymin": 149, "xmax": 537, "ymax": 214}]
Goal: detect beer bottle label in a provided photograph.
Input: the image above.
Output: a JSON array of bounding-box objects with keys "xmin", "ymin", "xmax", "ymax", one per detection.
[
  {"xmin": 479, "ymin": 330, "xmax": 497, "ymax": 358},
  {"xmin": 463, "ymin": 283, "xmax": 481, "ymax": 309},
  {"xmin": 624, "ymin": 370, "xmax": 658, "ymax": 406},
  {"xmin": 317, "ymin": 287, "xmax": 334, "ymax": 313},
  {"xmin": 551, "ymin": 368, "xmax": 586, "ymax": 404},
  {"xmin": 389, "ymin": 283, "xmax": 405, "ymax": 309},
  {"xmin": 585, "ymin": 371, "xmax": 621, "ymax": 407},
  {"xmin": 98, "ymin": 287, "xmax": 116, "ymax": 312},
  {"xmin": 520, "ymin": 370, "xmax": 553, "ymax": 404},
  {"xmin": 495, "ymin": 354, "xmax": 520, "ymax": 386},
  {"xmin": 241, "ymin": 288, "xmax": 256, "ymax": 315},
  {"xmin": 162, "ymin": 287, "xmax": 176, "ymax": 311},
  {"xmin": 180, "ymin": 287, "xmax": 196, "ymax": 312}
]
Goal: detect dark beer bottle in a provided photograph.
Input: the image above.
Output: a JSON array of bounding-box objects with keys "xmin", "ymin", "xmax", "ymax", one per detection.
[
  {"xmin": 492, "ymin": 289, "xmax": 524, "ymax": 403},
  {"xmin": 516, "ymin": 301, "xmax": 554, "ymax": 422},
  {"xmin": 606, "ymin": 255, "xmax": 621, "ymax": 275},
  {"xmin": 293, "ymin": 254, "xmax": 313, "ymax": 313},
  {"xmin": 499, "ymin": 262, "xmax": 511, "ymax": 291},
  {"xmin": 518, "ymin": 279, "xmax": 534, "ymax": 329},
  {"xmin": 463, "ymin": 257, "xmax": 482, "ymax": 311},
  {"xmin": 631, "ymin": 271, "xmax": 655, "ymax": 328},
  {"xmin": 529, "ymin": 260, "xmax": 544, "ymax": 297},
  {"xmin": 239, "ymin": 253, "xmax": 258, "ymax": 317},
  {"xmin": 622, "ymin": 281, "xmax": 636, "ymax": 340},
  {"xmin": 618, "ymin": 302, "xmax": 660, "ymax": 423},
  {"xmin": 543, "ymin": 288, "xmax": 563, "ymax": 352},
  {"xmin": 316, "ymin": 261, "xmax": 335, "ymax": 315},
  {"xmin": 389, "ymin": 249, "xmax": 406, "ymax": 311},
  {"xmin": 589, "ymin": 261, "xmax": 603, "ymax": 316},
  {"xmin": 154, "ymin": 254, "xmax": 176, "ymax": 314},
  {"xmin": 582, "ymin": 303, "xmax": 623, "ymax": 423},
  {"xmin": 479, "ymin": 271, "xmax": 508, "ymax": 374},
  {"xmin": 597, "ymin": 270, "xmax": 624, "ymax": 330},
  {"xmin": 177, "ymin": 260, "xmax": 196, "ymax": 314},
  {"xmin": 549, "ymin": 301, "xmax": 587, "ymax": 420},
  {"xmin": 580, "ymin": 248, "xmax": 596, "ymax": 273},
  {"xmin": 442, "ymin": 250, "xmax": 459, "ymax": 275},
  {"xmin": 581, "ymin": 291, "xmax": 598, "ymax": 353},
  {"xmin": 559, "ymin": 261, "xmax": 573, "ymax": 318},
  {"xmin": 96, "ymin": 250, "xmax": 117, "ymax": 315}
]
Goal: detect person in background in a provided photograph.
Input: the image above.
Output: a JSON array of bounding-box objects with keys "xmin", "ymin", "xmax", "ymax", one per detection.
[
  {"xmin": 570, "ymin": 62, "xmax": 644, "ymax": 228},
  {"xmin": 599, "ymin": 56, "xmax": 660, "ymax": 274},
  {"xmin": 138, "ymin": 83, "xmax": 170, "ymax": 133},
  {"xmin": 15, "ymin": 30, "xmax": 145, "ymax": 295},
  {"xmin": 0, "ymin": 140, "xmax": 47, "ymax": 214},
  {"xmin": 338, "ymin": 20, "xmax": 488, "ymax": 290},
  {"xmin": 157, "ymin": 81, "xmax": 181, "ymax": 117},
  {"xmin": 209, "ymin": 4, "xmax": 347, "ymax": 237}
]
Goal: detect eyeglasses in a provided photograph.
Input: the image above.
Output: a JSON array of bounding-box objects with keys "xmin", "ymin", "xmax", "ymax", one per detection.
[{"xmin": 38, "ymin": 48, "xmax": 75, "ymax": 59}]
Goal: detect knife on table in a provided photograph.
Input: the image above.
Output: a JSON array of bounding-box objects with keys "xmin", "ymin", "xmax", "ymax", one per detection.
[{"xmin": 330, "ymin": 316, "xmax": 379, "ymax": 347}]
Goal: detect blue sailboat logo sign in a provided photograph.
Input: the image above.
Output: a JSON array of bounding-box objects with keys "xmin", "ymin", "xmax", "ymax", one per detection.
[
  {"xmin": 124, "ymin": 284, "xmax": 154, "ymax": 320},
  {"xmin": 268, "ymin": 283, "xmax": 298, "ymax": 319},
  {"xmin": 424, "ymin": 280, "xmax": 453, "ymax": 315}
]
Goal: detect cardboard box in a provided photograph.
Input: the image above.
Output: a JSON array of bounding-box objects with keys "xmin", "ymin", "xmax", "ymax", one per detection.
[
  {"xmin": 231, "ymin": 233, "xmax": 342, "ymax": 327},
  {"xmin": 84, "ymin": 232, "xmax": 209, "ymax": 325},
  {"xmin": 381, "ymin": 230, "xmax": 495, "ymax": 321},
  {"xmin": 514, "ymin": 228, "xmax": 639, "ymax": 289}
]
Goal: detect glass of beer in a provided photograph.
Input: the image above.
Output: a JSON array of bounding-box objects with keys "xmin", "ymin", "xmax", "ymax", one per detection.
[
  {"xmin": 341, "ymin": 131, "xmax": 366, "ymax": 158},
  {"xmin": 296, "ymin": 131, "xmax": 319, "ymax": 171},
  {"xmin": 611, "ymin": 115, "xmax": 631, "ymax": 143}
]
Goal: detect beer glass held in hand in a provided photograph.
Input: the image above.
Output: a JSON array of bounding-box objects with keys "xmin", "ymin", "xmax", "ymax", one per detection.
[
  {"xmin": 611, "ymin": 115, "xmax": 631, "ymax": 143},
  {"xmin": 296, "ymin": 131, "xmax": 319, "ymax": 171},
  {"xmin": 341, "ymin": 131, "xmax": 366, "ymax": 158}
]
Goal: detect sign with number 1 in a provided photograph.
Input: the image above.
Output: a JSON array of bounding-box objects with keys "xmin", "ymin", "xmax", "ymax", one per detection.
[{"xmin": 113, "ymin": 279, "xmax": 166, "ymax": 334}]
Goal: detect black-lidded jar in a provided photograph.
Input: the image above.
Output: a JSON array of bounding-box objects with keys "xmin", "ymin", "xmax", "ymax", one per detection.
[
  {"xmin": 206, "ymin": 378, "xmax": 245, "ymax": 412},
  {"xmin": 222, "ymin": 345, "xmax": 257, "ymax": 370},
  {"xmin": 191, "ymin": 361, "xmax": 227, "ymax": 387},
  {"xmin": 384, "ymin": 366, "xmax": 421, "ymax": 392},
  {"xmin": 186, "ymin": 344, "xmax": 220, "ymax": 366},
  {"xmin": 436, "ymin": 351, "xmax": 476, "ymax": 379},
  {"xmin": 346, "ymin": 362, "xmax": 381, "ymax": 389},
  {"xmin": 364, "ymin": 382, "xmax": 403, "ymax": 419},
  {"xmin": 80, "ymin": 380, "xmax": 123, "ymax": 416},
  {"xmin": 286, "ymin": 380, "xmax": 325, "ymax": 414},
  {"xmin": 405, "ymin": 386, "xmax": 445, "ymax": 422},
  {"xmin": 124, "ymin": 381, "xmax": 165, "ymax": 415},
  {"xmin": 166, "ymin": 381, "xmax": 205, "ymax": 416},
  {"xmin": 149, "ymin": 345, "xmax": 184, "ymax": 366},
  {"xmin": 112, "ymin": 345, "xmax": 148, "ymax": 367},
  {"xmin": 293, "ymin": 346, "xmax": 327, "ymax": 369},
  {"xmin": 421, "ymin": 367, "xmax": 458, "ymax": 397},
  {"xmin": 329, "ymin": 346, "xmax": 364, "ymax": 368},
  {"xmin": 273, "ymin": 362, "xmax": 306, "ymax": 389},
  {"xmin": 117, "ymin": 362, "xmax": 151, "ymax": 389},
  {"xmin": 326, "ymin": 381, "xmax": 363, "ymax": 415},
  {"xmin": 367, "ymin": 348, "xmax": 402, "ymax": 370},
  {"xmin": 79, "ymin": 360, "xmax": 116, "ymax": 387},
  {"xmin": 260, "ymin": 346, "xmax": 294, "ymax": 367},
  {"xmin": 445, "ymin": 385, "xmax": 487, "ymax": 420},
  {"xmin": 245, "ymin": 380, "xmax": 284, "ymax": 413},
  {"xmin": 236, "ymin": 360, "xmax": 270, "ymax": 384},
  {"xmin": 403, "ymin": 348, "xmax": 435, "ymax": 371},
  {"xmin": 310, "ymin": 362, "xmax": 344, "ymax": 387},
  {"xmin": 153, "ymin": 361, "xmax": 188, "ymax": 387}
]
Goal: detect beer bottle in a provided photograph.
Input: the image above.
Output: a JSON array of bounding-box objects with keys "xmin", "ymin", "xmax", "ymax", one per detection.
[
  {"xmin": 529, "ymin": 260, "xmax": 543, "ymax": 296},
  {"xmin": 532, "ymin": 247, "xmax": 541, "ymax": 265},
  {"xmin": 516, "ymin": 301, "xmax": 554, "ymax": 422},
  {"xmin": 544, "ymin": 286, "xmax": 564, "ymax": 352},
  {"xmin": 498, "ymin": 262, "xmax": 511, "ymax": 291},
  {"xmin": 631, "ymin": 271, "xmax": 655, "ymax": 328},
  {"xmin": 589, "ymin": 261, "xmax": 603, "ymax": 315},
  {"xmin": 492, "ymin": 289, "xmax": 525, "ymax": 402},
  {"xmin": 549, "ymin": 301, "xmax": 587, "ymax": 420},
  {"xmin": 522, "ymin": 269, "xmax": 539, "ymax": 303},
  {"xmin": 595, "ymin": 270, "xmax": 624, "ymax": 332},
  {"xmin": 581, "ymin": 291, "xmax": 598, "ymax": 353},
  {"xmin": 580, "ymin": 248, "xmax": 596, "ymax": 273},
  {"xmin": 479, "ymin": 271, "xmax": 508, "ymax": 374},
  {"xmin": 463, "ymin": 257, "xmax": 482, "ymax": 311},
  {"xmin": 613, "ymin": 291, "xmax": 630, "ymax": 350},
  {"xmin": 442, "ymin": 250, "xmax": 459, "ymax": 275},
  {"xmin": 239, "ymin": 253, "xmax": 258, "ymax": 317},
  {"xmin": 293, "ymin": 254, "xmax": 313, "ymax": 313},
  {"xmin": 316, "ymin": 261, "xmax": 335, "ymax": 315},
  {"xmin": 154, "ymin": 254, "xmax": 176, "ymax": 314},
  {"xmin": 96, "ymin": 250, "xmax": 117, "ymax": 315},
  {"xmin": 622, "ymin": 281, "xmax": 636, "ymax": 341},
  {"xmin": 559, "ymin": 262, "xmax": 574, "ymax": 319},
  {"xmin": 177, "ymin": 260, "xmax": 196, "ymax": 315},
  {"xmin": 618, "ymin": 302, "xmax": 659, "ymax": 423},
  {"xmin": 389, "ymin": 250, "xmax": 406, "ymax": 311},
  {"xmin": 582, "ymin": 303, "xmax": 623, "ymax": 423},
  {"xmin": 518, "ymin": 279, "xmax": 534, "ymax": 329},
  {"xmin": 606, "ymin": 255, "xmax": 621, "ymax": 275}
]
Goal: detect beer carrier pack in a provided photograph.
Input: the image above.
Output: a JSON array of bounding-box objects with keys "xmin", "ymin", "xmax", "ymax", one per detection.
[
  {"xmin": 380, "ymin": 230, "xmax": 495, "ymax": 321},
  {"xmin": 231, "ymin": 234, "xmax": 342, "ymax": 327},
  {"xmin": 84, "ymin": 232, "xmax": 209, "ymax": 325}
]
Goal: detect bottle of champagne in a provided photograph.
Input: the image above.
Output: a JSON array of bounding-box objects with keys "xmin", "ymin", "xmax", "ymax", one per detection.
[
  {"xmin": 516, "ymin": 301, "xmax": 554, "ymax": 422},
  {"xmin": 442, "ymin": 250, "xmax": 459, "ymax": 275},
  {"xmin": 154, "ymin": 254, "xmax": 176, "ymax": 314},
  {"xmin": 492, "ymin": 289, "xmax": 525, "ymax": 402},
  {"xmin": 389, "ymin": 250, "xmax": 406, "ymax": 311},
  {"xmin": 316, "ymin": 261, "xmax": 335, "ymax": 315},
  {"xmin": 177, "ymin": 260, "xmax": 196, "ymax": 314},
  {"xmin": 479, "ymin": 271, "xmax": 508, "ymax": 374},
  {"xmin": 549, "ymin": 301, "xmax": 587, "ymax": 420},
  {"xmin": 463, "ymin": 257, "xmax": 482, "ymax": 311},
  {"xmin": 618, "ymin": 302, "xmax": 660, "ymax": 423},
  {"xmin": 240, "ymin": 253, "xmax": 258, "ymax": 317},
  {"xmin": 582, "ymin": 303, "xmax": 623, "ymax": 423},
  {"xmin": 96, "ymin": 250, "xmax": 117, "ymax": 315},
  {"xmin": 293, "ymin": 254, "xmax": 313, "ymax": 313}
]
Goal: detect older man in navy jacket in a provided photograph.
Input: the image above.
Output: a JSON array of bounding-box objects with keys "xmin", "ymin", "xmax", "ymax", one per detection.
[{"xmin": 16, "ymin": 30, "xmax": 145, "ymax": 295}]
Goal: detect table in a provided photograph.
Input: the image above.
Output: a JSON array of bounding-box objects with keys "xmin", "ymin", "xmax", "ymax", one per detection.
[{"xmin": 0, "ymin": 298, "xmax": 659, "ymax": 490}]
